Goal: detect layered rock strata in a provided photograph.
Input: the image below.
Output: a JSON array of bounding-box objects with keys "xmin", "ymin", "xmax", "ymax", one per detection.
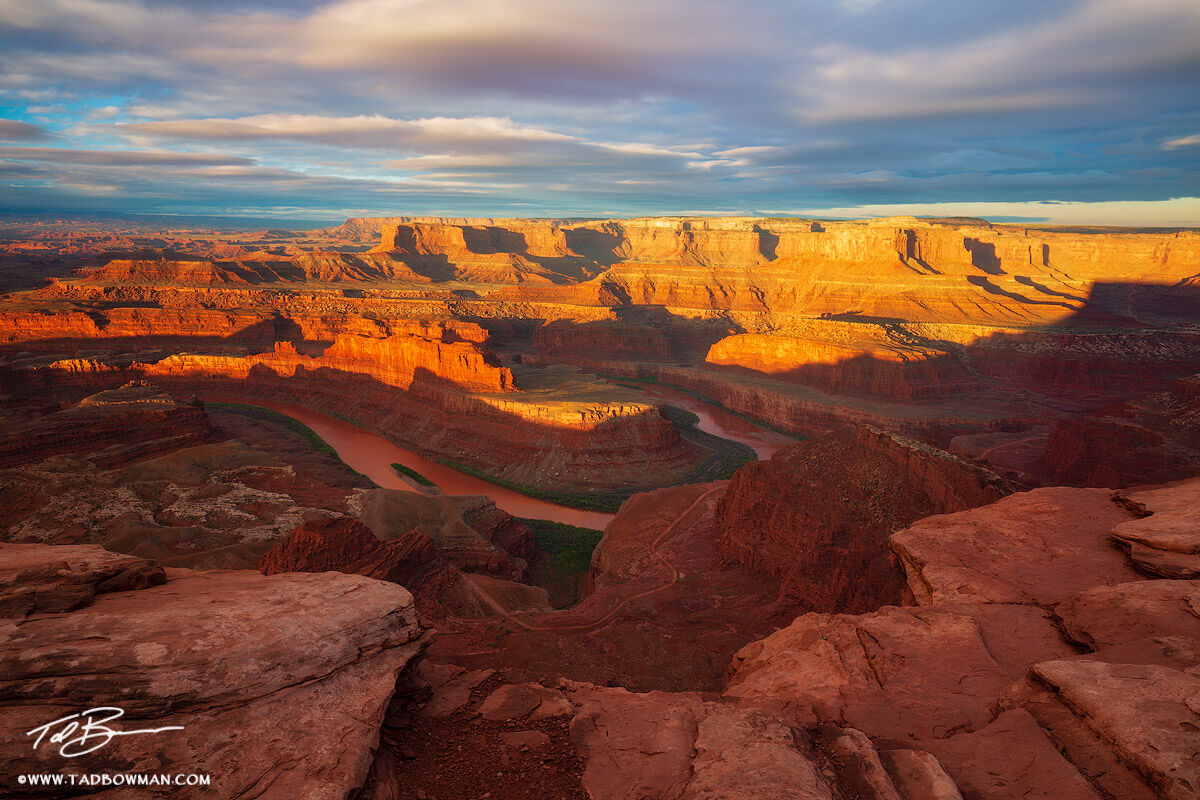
[
  {"xmin": 0, "ymin": 542, "xmax": 424, "ymax": 799},
  {"xmin": 558, "ymin": 479, "xmax": 1200, "ymax": 800},
  {"xmin": 0, "ymin": 382, "xmax": 211, "ymax": 469},
  {"xmin": 260, "ymin": 516, "xmax": 460, "ymax": 615},
  {"xmin": 715, "ymin": 425, "xmax": 1018, "ymax": 610}
]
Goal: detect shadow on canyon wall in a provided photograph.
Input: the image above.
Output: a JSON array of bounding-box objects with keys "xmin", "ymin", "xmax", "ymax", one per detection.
[
  {"xmin": 524, "ymin": 280, "xmax": 1200, "ymax": 408},
  {"xmin": 0, "ymin": 315, "xmax": 308, "ymax": 360},
  {"xmin": 0, "ymin": 354, "xmax": 711, "ymax": 496}
]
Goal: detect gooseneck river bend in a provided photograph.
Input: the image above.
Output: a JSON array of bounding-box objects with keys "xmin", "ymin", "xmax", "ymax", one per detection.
[{"xmin": 207, "ymin": 383, "xmax": 792, "ymax": 530}]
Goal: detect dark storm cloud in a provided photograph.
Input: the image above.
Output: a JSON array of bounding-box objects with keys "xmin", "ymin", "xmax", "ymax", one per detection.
[{"xmin": 0, "ymin": 0, "xmax": 1197, "ymax": 223}]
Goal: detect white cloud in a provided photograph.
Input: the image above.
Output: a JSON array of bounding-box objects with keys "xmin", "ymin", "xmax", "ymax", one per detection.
[
  {"xmin": 780, "ymin": 198, "xmax": 1200, "ymax": 227},
  {"xmin": 117, "ymin": 114, "xmax": 580, "ymax": 150},
  {"xmin": 1163, "ymin": 134, "xmax": 1200, "ymax": 150},
  {"xmin": 0, "ymin": 146, "xmax": 253, "ymax": 166}
]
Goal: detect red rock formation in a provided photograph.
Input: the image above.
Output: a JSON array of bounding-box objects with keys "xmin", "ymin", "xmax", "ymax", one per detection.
[
  {"xmin": 0, "ymin": 543, "xmax": 164, "ymax": 616},
  {"xmin": 0, "ymin": 382, "xmax": 211, "ymax": 468},
  {"xmin": 260, "ymin": 516, "xmax": 458, "ymax": 614},
  {"xmin": 532, "ymin": 320, "xmax": 676, "ymax": 366},
  {"xmin": 0, "ymin": 542, "xmax": 423, "ymax": 799},
  {"xmin": 706, "ymin": 333, "xmax": 976, "ymax": 401},
  {"xmin": 371, "ymin": 221, "xmax": 598, "ymax": 284},
  {"xmin": 1041, "ymin": 416, "xmax": 1196, "ymax": 487},
  {"xmin": 457, "ymin": 494, "xmax": 536, "ymax": 562},
  {"xmin": 353, "ymin": 490, "xmax": 532, "ymax": 581},
  {"xmin": 715, "ymin": 425, "xmax": 1018, "ymax": 611}
]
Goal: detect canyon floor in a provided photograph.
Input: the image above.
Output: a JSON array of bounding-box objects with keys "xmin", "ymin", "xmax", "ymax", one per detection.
[{"xmin": 1, "ymin": 214, "xmax": 1199, "ymax": 800}]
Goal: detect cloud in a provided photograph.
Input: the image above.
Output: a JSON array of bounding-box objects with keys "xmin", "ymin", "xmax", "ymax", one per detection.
[
  {"xmin": 0, "ymin": 119, "xmax": 48, "ymax": 140},
  {"xmin": 116, "ymin": 114, "xmax": 579, "ymax": 150},
  {"xmin": 1163, "ymin": 134, "xmax": 1200, "ymax": 150},
  {"xmin": 0, "ymin": 0, "xmax": 1197, "ymax": 222},
  {"xmin": 778, "ymin": 198, "xmax": 1200, "ymax": 227},
  {"xmin": 0, "ymin": 147, "xmax": 254, "ymax": 166},
  {"xmin": 800, "ymin": 0, "xmax": 1200, "ymax": 121}
]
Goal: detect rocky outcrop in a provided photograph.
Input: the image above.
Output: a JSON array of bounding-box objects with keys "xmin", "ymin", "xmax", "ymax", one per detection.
[
  {"xmin": 0, "ymin": 382, "xmax": 212, "ymax": 469},
  {"xmin": 353, "ymin": 489, "xmax": 532, "ymax": 580},
  {"xmin": 891, "ymin": 487, "xmax": 1141, "ymax": 604},
  {"xmin": 1111, "ymin": 478, "xmax": 1200, "ymax": 577},
  {"xmin": 707, "ymin": 481, "xmax": 1200, "ymax": 800},
  {"xmin": 715, "ymin": 425, "xmax": 1018, "ymax": 611},
  {"xmin": 259, "ymin": 516, "xmax": 459, "ymax": 614},
  {"xmin": 0, "ymin": 543, "xmax": 164, "ymax": 617},
  {"xmin": 372, "ymin": 221, "xmax": 602, "ymax": 284},
  {"xmin": 705, "ymin": 333, "xmax": 976, "ymax": 401},
  {"xmin": 564, "ymin": 681, "xmax": 969, "ymax": 800},
  {"xmin": 140, "ymin": 324, "xmax": 514, "ymax": 395},
  {"xmin": 0, "ymin": 542, "xmax": 423, "ymax": 799}
]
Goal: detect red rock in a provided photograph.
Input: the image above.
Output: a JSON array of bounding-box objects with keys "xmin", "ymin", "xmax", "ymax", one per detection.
[
  {"xmin": 891, "ymin": 487, "xmax": 1142, "ymax": 605},
  {"xmin": 724, "ymin": 604, "xmax": 1071, "ymax": 739},
  {"xmin": 354, "ymin": 490, "xmax": 530, "ymax": 581},
  {"xmin": 259, "ymin": 516, "xmax": 459, "ymax": 614},
  {"xmin": 0, "ymin": 543, "xmax": 422, "ymax": 799},
  {"xmin": 1029, "ymin": 660, "xmax": 1200, "ymax": 800},
  {"xmin": 477, "ymin": 683, "xmax": 572, "ymax": 722},
  {"xmin": 1054, "ymin": 579, "xmax": 1200, "ymax": 670},
  {"xmin": 1041, "ymin": 416, "xmax": 1194, "ymax": 487},
  {"xmin": 925, "ymin": 710, "xmax": 1103, "ymax": 800},
  {"xmin": 683, "ymin": 709, "xmax": 833, "ymax": 800},
  {"xmin": 0, "ymin": 542, "xmax": 164, "ymax": 617},
  {"xmin": 417, "ymin": 662, "xmax": 494, "ymax": 719},
  {"xmin": 0, "ymin": 382, "xmax": 211, "ymax": 469},
  {"xmin": 715, "ymin": 425, "xmax": 1017, "ymax": 611},
  {"xmin": 879, "ymin": 749, "xmax": 963, "ymax": 800},
  {"xmin": 706, "ymin": 333, "xmax": 976, "ymax": 401},
  {"xmin": 820, "ymin": 726, "xmax": 903, "ymax": 800},
  {"xmin": 1112, "ymin": 477, "xmax": 1200, "ymax": 554},
  {"xmin": 567, "ymin": 685, "xmax": 709, "ymax": 800}
]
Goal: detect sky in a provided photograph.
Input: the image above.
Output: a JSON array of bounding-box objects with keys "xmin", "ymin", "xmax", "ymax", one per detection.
[{"xmin": 0, "ymin": 0, "xmax": 1198, "ymax": 225}]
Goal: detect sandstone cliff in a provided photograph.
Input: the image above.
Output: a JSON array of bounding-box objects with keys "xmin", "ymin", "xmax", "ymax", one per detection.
[
  {"xmin": 0, "ymin": 382, "xmax": 212, "ymax": 469},
  {"xmin": 259, "ymin": 515, "xmax": 460, "ymax": 617},
  {"xmin": 715, "ymin": 425, "xmax": 1018, "ymax": 611},
  {"xmin": 559, "ymin": 480, "xmax": 1200, "ymax": 800}
]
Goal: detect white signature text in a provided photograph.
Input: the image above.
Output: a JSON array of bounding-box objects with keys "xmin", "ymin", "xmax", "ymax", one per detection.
[{"xmin": 26, "ymin": 707, "xmax": 184, "ymax": 758}]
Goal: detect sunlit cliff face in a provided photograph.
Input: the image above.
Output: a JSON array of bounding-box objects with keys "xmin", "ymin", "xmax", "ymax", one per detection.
[{"xmin": 0, "ymin": 0, "xmax": 1198, "ymax": 222}]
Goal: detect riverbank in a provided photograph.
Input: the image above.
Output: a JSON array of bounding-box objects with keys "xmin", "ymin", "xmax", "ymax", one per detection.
[{"xmin": 203, "ymin": 395, "xmax": 617, "ymax": 529}]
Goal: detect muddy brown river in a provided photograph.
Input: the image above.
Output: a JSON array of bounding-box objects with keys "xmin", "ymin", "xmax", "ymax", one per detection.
[{"xmin": 209, "ymin": 384, "xmax": 790, "ymax": 529}]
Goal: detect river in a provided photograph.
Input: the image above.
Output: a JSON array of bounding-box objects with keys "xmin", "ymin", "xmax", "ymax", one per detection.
[
  {"xmin": 620, "ymin": 382, "xmax": 794, "ymax": 459},
  {"xmin": 206, "ymin": 384, "xmax": 790, "ymax": 530},
  {"xmin": 207, "ymin": 396, "xmax": 617, "ymax": 529}
]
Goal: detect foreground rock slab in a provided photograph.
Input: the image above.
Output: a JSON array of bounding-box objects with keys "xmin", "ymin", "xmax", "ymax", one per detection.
[
  {"xmin": 891, "ymin": 487, "xmax": 1141, "ymax": 604},
  {"xmin": 1113, "ymin": 477, "xmax": 1200, "ymax": 576},
  {"xmin": 0, "ymin": 543, "xmax": 423, "ymax": 799},
  {"xmin": 1031, "ymin": 659, "xmax": 1200, "ymax": 800}
]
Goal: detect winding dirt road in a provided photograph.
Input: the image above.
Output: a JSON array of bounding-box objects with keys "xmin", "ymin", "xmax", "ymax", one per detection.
[{"xmin": 467, "ymin": 486, "xmax": 724, "ymax": 633}]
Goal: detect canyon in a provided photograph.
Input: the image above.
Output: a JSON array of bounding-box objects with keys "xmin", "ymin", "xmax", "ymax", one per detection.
[{"xmin": 1, "ymin": 214, "xmax": 1199, "ymax": 799}]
